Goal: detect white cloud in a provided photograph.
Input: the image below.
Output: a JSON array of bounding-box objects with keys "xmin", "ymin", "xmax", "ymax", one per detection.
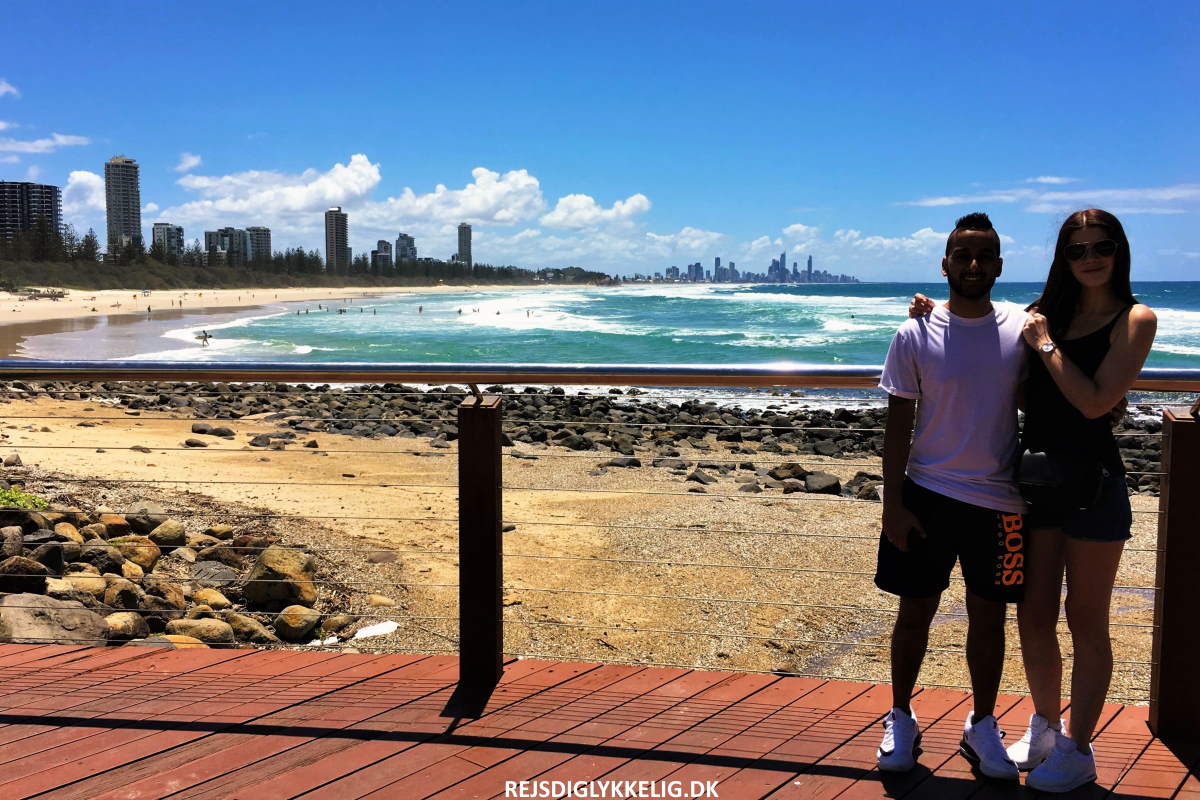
[
  {"xmin": 782, "ymin": 222, "xmax": 820, "ymax": 240},
  {"xmin": 1025, "ymin": 176, "xmax": 1079, "ymax": 184},
  {"xmin": 902, "ymin": 183, "xmax": 1200, "ymax": 215},
  {"xmin": 142, "ymin": 202, "xmax": 159, "ymax": 215},
  {"xmin": 1157, "ymin": 249, "xmax": 1200, "ymax": 260},
  {"xmin": 0, "ymin": 80, "xmax": 17, "ymax": 99},
  {"xmin": 644, "ymin": 226, "xmax": 724, "ymax": 253},
  {"xmin": 901, "ymin": 190, "xmax": 1033, "ymax": 207},
  {"xmin": 0, "ymin": 132, "xmax": 90, "ymax": 154},
  {"xmin": 0, "ymin": 154, "xmax": 17, "ymax": 163},
  {"xmin": 0, "ymin": 121, "xmax": 13, "ymax": 131},
  {"xmin": 175, "ymin": 152, "xmax": 202, "ymax": 172},
  {"xmin": 24, "ymin": 165, "xmax": 39, "ymax": 180},
  {"xmin": 62, "ymin": 170, "xmax": 106, "ymax": 214},
  {"xmin": 371, "ymin": 166, "xmax": 545, "ymax": 226},
  {"xmin": 540, "ymin": 192, "xmax": 651, "ymax": 228}
]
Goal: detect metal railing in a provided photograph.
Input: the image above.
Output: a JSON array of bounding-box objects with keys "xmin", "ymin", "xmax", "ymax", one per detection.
[{"xmin": 0, "ymin": 360, "xmax": 1197, "ymax": 741}]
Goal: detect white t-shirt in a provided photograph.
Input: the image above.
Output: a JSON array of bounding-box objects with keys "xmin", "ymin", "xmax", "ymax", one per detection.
[{"xmin": 879, "ymin": 302, "xmax": 1028, "ymax": 513}]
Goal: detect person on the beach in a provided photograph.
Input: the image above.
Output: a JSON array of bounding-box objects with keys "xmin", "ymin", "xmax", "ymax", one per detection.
[
  {"xmin": 198, "ymin": 330, "xmax": 211, "ymax": 347},
  {"xmin": 875, "ymin": 212, "xmax": 1026, "ymax": 781}
]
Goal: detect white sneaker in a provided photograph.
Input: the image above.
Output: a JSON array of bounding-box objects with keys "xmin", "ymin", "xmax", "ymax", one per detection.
[
  {"xmin": 1007, "ymin": 713, "xmax": 1063, "ymax": 770},
  {"xmin": 1026, "ymin": 733, "xmax": 1097, "ymax": 793},
  {"xmin": 877, "ymin": 707, "xmax": 921, "ymax": 772},
  {"xmin": 960, "ymin": 713, "xmax": 1019, "ymax": 780}
]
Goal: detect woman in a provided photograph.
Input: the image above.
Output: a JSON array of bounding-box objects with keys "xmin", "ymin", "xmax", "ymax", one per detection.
[{"xmin": 910, "ymin": 209, "xmax": 1157, "ymax": 792}]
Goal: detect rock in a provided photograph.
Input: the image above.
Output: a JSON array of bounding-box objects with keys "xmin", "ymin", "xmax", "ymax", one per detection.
[
  {"xmin": 686, "ymin": 468, "xmax": 718, "ymax": 485},
  {"xmin": 0, "ymin": 509, "xmax": 47, "ymax": 533},
  {"xmin": 737, "ymin": 481, "xmax": 762, "ymax": 493},
  {"xmin": 203, "ymin": 524, "xmax": 236, "ymax": 540},
  {"xmin": 274, "ymin": 605, "xmax": 321, "ymax": 641},
  {"xmin": 53, "ymin": 522, "xmax": 85, "ymax": 545},
  {"xmin": 367, "ymin": 594, "xmax": 397, "ymax": 607},
  {"xmin": 781, "ymin": 479, "xmax": 807, "ymax": 494},
  {"xmin": 3, "ymin": 453, "xmax": 22, "ymax": 467},
  {"xmin": 1, "ymin": 526, "xmax": 23, "ymax": 557},
  {"xmin": 106, "ymin": 611, "xmax": 150, "ymax": 641},
  {"xmin": 249, "ymin": 434, "xmax": 272, "ymax": 447},
  {"xmin": 185, "ymin": 604, "xmax": 217, "ymax": 619},
  {"xmin": 99, "ymin": 513, "xmax": 132, "ymax": 538},
  {"xmin": 130, "ymin": 445, "xmax": 152, "ymax": 454},
  {"xmin": 165, "ymin": 618, "xmax": 235, "ymax": 646},
  {"xmin": 319, "ymin": 614, "xmax": 355, "ymax": 636},
  {"xmin": 121, "ymin": 560, "xmax": 144, "ymax": 582},
  {"xmin": 148, "ymin": 520, "xmax": 187, "ymax": 549},
  {"xmin": 241, "ymin": 546, "xmax": 317, "ymax": 608},
  {"xmin": 29, "ymin": 542, "xmax": 67, "ymax": 574},
  {"xmin": 193, "ymin": 588, "xmax": 231, "ymax": 609},
  {"xmin": 606, "ymin": 457, "xmax": 641, "ymax": 468},
  {"xmin": 65, "ymin": 572, "xmax": 108, "ymax": 598},
  {"xmin": 192, "ymin": 560, "xmax": 241, "ymax": 588},
  {"xmin": 366, "ymin": 550, "xmax": 397, "ymax": 564},
  {"xmin": 191, "ymin": 422, "xmax": 213, "ymax": 435},
  {"xmin": 226, "ymin": 612, "xmax": 281, "ymax": 644},
  {"xmin": 186, "ymin": 533, "xmax": 221, "ymax": 550},
  {"xmin": 304, "ymin": 439, "xmax": 319, "ymax": 448},
  {"xmin": 78, "ymin": 541, "xmax": 126, "ymax": 574},
  {"xmin": 804, "ymin": 472, "xmax": 842, "ymax": 495},
  {"xmin": 141, "ymin": 574, "xmax": 187, "ymax": 608},
  {"xmin": 108, "ymin": 535, "xmax": 161, "ymax": 570},
  {"xmin": 0, "ymin": 593, "xmax": 107, "ymax": 645},
  {"xmin": 183, "ymin": 438, "xmax": 209, "ymax": 448},
  {"xmin": 79, "ymin": 522, "xmax": 109, "ymax": 540},
  {"xmin": 126, "ymin": 501, "xmax": 169, "ymax": 535},
  {"xmin": 125, "ymin": 634, "xmax": 207, "ymax": 649},
  {"xmin": 195, "ymin": 545, "xmax": 245, "ymax": 569},
  {"xmin": 210, "ymin": 426, "xmax": 235, "ymax": 438},
  {"xmin": 103, "ymin": 577, "xmax": 146, "ymax": 609},
  {"xmin": 768, "ymin": 463, "xmax": 810, "ymax": 481},
  {"xmin": 0, "ymin": 556, "xmax": 50, "ymax": 593},
  {"xmin": 167, "ymin": 547, "xmax": 198, "ymax": 564},
  {"xmin": 813, "ymin": 440, "xmax": 841, "ymax": 457}
]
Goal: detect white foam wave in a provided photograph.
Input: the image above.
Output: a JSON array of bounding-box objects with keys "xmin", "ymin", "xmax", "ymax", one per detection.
[{"xmin": 1153, "ymin": 343, "xmax": 1200, "ymax": 356}]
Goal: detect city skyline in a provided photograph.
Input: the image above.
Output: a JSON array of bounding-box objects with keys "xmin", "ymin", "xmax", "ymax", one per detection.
[{"xmin": 1, "ymin": 2, "xmax": 1195, "ymax": 280}]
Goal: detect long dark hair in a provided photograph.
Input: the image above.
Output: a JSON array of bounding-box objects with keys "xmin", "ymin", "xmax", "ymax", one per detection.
[{"xmin": 1028, "ymin": 208, "xmax": 1137, "ymax": 338}]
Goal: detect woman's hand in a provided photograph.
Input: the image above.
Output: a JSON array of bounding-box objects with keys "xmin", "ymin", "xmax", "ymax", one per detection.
[
  {"xmin": 908, "ymin": 293, "xmax": 935, "ymax": 318},
  {"xmin": 1023, "ymin": 312, "xmax": 1053, "ymax": 350}
]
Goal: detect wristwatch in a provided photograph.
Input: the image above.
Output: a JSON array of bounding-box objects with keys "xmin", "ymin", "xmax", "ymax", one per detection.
[{"xmin": 1039, "ymin": 340, "xmax": 1057, "ymax": 354}]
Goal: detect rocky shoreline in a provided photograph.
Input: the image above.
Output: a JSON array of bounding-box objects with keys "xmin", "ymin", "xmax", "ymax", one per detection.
[{"xmin": 1, "ymin": 380, "xmax": 1166, "ymax": 495}]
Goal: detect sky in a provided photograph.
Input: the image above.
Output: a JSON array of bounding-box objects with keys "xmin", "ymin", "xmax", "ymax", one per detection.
[{"xmin": 2, "ymin": 0, "xmax": 1197, "ymax": 280}]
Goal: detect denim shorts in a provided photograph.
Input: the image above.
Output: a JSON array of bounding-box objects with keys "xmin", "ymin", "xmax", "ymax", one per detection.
[{"xmin": 1026, "ymin": 472, "xmax": 1132, "ymax": 542}]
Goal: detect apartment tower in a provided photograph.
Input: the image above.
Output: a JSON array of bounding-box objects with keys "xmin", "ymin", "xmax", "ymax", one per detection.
[
  {"xmin": 104, "ymin": 156, "xmax": 142, "ymax": 257},
  {"xmin": 0, "ymin": 181, "xmax": 62, "ymax": 241},
  {"xmin": 457, "ymin": 222, "xmax": 472, "ymax": 267},
  {"xmin": 151, "ymin": 222, "xmax": 184, "ymax": 262},
  {"xmin": 246, "ymin": 226, "xmax": 272, "ymax": 264},
  {"xmin": 324, "ymin": 207, "xmax": 350, "ymax": 272}
]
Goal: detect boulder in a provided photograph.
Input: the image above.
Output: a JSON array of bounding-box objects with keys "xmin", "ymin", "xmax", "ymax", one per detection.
[
  {"xmin": 203, "ymin": 524, "xmax": 236, "ymax": 540},
  {"xmin": 103, "ymin": 577, "xmax": 146, "ymax": 609},
  {"xmin": 165, "ymin": 618, "xmax": 235, "ymax": 647},
  {"xmin": 686, "ymin": 468, "xmax": 718, "ymax": 485},
  {"xmin": 126, "ymin": 634, "xmax": 207, "ymax": 649},
  {"xmin": 0, "ymin": 556, "xmax": 49, "ymax": 594},
  {"xmin": 106, "ymin": 611, "xmax": 150, "ymax": 642},
  {"xmin": 185, "ymin": 604, "xmax": 217, "ymax": 620},
  {"xmin": 99, "ymin": 513, "xmax": 132, "ymax": 538},
  {"xmin": 241, "ymin": 546, "xmax": 317, "ymax": 608},
  {"xmin": 226, "ymin": 612, "xmax": 281, "ymax": 644},
  {"xmin": 64, "ymin": 573, "xmax": 108, "ymax": 599},
  {"xmin": 78, "ymin": 541, "xmax": 126, "ymax": 573},
  {"xmin": 1, "ymin": 526, "xmax": 23, "ymax": 557},
  {"xmin": 0, "ymin": 593, "xmax": 106, "ymax": 645},
  {"xmin": 195, "ymin": 545, "xmax": 245, "ymax": 569},
  {"xmin": 148, "ymin": 520, "xmax": 187, "ymax": 549},
  {"xmin": 367, "ymin": 594, "xmax": 396, "ymax": 607},
  {"xmin": 318, "ymin": 614, "xmax": 355, "ymax": 636},
  {"xmin": 192, "ymin": 560, "xmax": 241, "ymax": 588},
  {"xmin": 53, "ymin": 522, "xmax": 85, "ymax": 545},
  {"xmin": 804, "ymin": 472, "xmax": 843, "ymax": 495},
  {"xmin": 192, "ymin": 588, "xmax": 232, "ymax": 610},
  {"xmin": 79, "ymin": 523, "xmax": 109, "ymax": 540},
  {"xmin": 108, "ymin": 535, "xmax": 161, "ymax": 571},
  {"xmin": 142, "ymin": 575, "xmax": 186, "ymax": 609},
  {"xmin": 121, "ymin": 560, "xmax": 145, "ymax": 582},
  {"xmin": 0, "ymin": 509, "xmax": 46, "ymax": 532},
  {"xmin": 274, "ymin": 605, "xmax": 321, "ymax": 642},
  {"xmin": 126, "ymin": 502, "xmax": 169, "ymax": 535}
]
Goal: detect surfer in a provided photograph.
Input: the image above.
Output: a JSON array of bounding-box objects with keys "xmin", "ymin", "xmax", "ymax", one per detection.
[{"xmin": 197, "ymin": 330, "xmax": 211, "ymax": 347}]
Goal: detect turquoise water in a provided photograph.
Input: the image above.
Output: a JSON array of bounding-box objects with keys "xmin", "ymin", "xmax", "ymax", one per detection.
[{"xmin": 136, "ymin": 282, "xmax": 1200, "ymax": 369}]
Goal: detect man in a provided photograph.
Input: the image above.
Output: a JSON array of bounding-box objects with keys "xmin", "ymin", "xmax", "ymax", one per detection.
[{"xmin": 874, "ymin": 212, "xmax": 1027, "ymax": 780}]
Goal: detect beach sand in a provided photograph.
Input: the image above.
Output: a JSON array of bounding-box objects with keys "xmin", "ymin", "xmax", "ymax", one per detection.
[{"xmin": 0, "ymin": 391, "xmax": 1159, "ymax": 702}]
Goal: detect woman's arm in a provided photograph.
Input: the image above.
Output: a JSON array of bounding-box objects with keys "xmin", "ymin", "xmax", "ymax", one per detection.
[{"xmin": 1023, "ymin": 305, "xmax": 1158, "ymax": 419}]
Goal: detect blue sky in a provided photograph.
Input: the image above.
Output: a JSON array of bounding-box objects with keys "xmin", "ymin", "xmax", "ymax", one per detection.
[{"xmin": 2, "ymin": 0, "xmax": 1197, "ymax": 279}]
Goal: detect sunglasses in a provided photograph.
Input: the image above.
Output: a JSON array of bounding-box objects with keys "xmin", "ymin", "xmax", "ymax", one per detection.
[{"xmin": 1064, "ymin": 239, "xmax": 1118, "ymax": 261}]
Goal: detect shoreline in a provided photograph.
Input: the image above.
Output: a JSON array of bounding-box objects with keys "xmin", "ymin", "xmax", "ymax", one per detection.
[{"xmin": 0, "ymin": 284, "xmax": 569, "ymax": 359}]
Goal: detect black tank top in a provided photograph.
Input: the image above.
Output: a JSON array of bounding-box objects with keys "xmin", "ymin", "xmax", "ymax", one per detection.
[{"xmin": 1022, "ymin": 306, "xmax": 1132, "ymax": 474}]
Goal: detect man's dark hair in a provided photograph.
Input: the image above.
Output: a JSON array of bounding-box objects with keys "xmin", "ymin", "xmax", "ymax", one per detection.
[{"xmin": 945, "ymin": 211, "xmax": 1001, "ymax": 255}]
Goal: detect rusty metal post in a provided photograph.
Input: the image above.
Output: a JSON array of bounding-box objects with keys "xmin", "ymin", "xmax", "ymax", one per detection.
[
  {"xmin": 457, "ymin": 393, "xmax": 504, "ymax": 690},
  {"xmin": 1149, "ymin": 410, "xmax": 1200, "ymax": 742}
]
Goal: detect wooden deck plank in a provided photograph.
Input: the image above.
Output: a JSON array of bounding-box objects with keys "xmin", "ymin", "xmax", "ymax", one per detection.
[
  {"xmin": 64, "ymin": 654, "xmax": 445, "ymax": 800},
  {"xmin": 0, "ymin": 650, "xmax": 392, "ymax": 799},
  {"xmin": 1112, "ymin": 734, "xmax": 1199, "ymax": 799},
  {"xmin": 0, "ymin": 645, "xmax": 200, "ymax": 710}
]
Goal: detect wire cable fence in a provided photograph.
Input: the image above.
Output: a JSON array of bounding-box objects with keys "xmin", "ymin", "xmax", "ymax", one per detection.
[{"xmin": 0, "ymin": 361, "xmax": 1196, "ymax": 711}]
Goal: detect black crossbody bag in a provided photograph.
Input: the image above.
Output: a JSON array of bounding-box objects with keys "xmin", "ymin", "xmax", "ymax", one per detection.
[{"xmin": 1017, "ymin": 448, "xmax": 1108, "ymax": 513}]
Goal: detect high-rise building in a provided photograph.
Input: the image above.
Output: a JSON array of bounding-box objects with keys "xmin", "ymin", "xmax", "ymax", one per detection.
[
  {"xmin": 807, "ymin": 255, "xmax": 813, "ymax": 281},
  {"xmin": 203, "ymin": 227, "xmax": 251, "ymax": 266},
  {"xmin": 714, "ymin": 256, "xmax": 721, "ymax": 270},
  {"xmin": 371, "ymin": 239, "xmax": 393, "ymax": 271},
  {"xmin": 151, "ymin": 222, "xmax": 184, "ymax": 262},
  {"xmin": 246, "ymin": 226, "xmax": 272, "ymax": 264},
  {"xmin": 395, "ymin": 233, "xmax": 416, "ymax": 261},
  {"xmin": 324, "ymin": 207, "xmax": 350, "ymax": 272},
  {"xmin": 457, "ymin": 222, "xmax": 472, "ymax": 267},
  {"xmin": 104, "ymin": 156, "xmax": 141, "ymax": 258},
  {"xmin": 0, "ymin": 181, "xmax": 62, "ymax": 241}
]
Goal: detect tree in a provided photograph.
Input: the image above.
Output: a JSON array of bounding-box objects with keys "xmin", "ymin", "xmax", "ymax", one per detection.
[{"xmin": 78, "ymin": 229, "xmax": 100, "ymax": 262}]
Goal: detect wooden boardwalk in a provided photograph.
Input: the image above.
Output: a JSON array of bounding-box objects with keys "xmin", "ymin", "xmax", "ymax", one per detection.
[{"xmin": 0, "ymin": 643, "xmax": 1194, "ymax": 799}]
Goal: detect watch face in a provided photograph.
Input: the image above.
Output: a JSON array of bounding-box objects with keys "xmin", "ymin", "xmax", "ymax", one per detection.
[{"xmin": 1041, "ymin": 342, "xmax": 1055, "ymax": 353}]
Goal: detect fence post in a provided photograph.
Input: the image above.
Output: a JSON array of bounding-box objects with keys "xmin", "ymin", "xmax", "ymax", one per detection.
[
  {"xmin": 1149, "ymin": 409, "xmax": 1200, "ymax": 742},
  {"xmin": 457, "ymin": 393, "xmax": 504, "ymax": 692}
]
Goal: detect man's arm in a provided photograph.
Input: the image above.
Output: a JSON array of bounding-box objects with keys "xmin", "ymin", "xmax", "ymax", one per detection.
[{"xmin": 881, "ymin": 394, "xmax": 924, "ymax": 551}]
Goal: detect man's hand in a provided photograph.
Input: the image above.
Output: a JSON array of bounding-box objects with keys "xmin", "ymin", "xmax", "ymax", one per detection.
[
  {"xmin": 882, "ymin": 500, "xmax": 925, "ymax": 552},
  {"xmin": 908, "ymin": 293, "xmax": 936, "ymax": 318}
]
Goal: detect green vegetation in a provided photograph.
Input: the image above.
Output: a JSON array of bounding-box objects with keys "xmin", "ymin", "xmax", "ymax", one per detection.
[
  {"xmin": 0, "ymin": 220, "xmax": 610, "ymax": 290},
  {"xmin": 0, "ymin": 486, "xmax": 49, "ymax": 510}
]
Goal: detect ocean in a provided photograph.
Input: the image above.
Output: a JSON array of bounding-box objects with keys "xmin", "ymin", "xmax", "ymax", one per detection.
[{"xmin": 115, "ymin": 281, "xmax": 1200, "ymax": 368}]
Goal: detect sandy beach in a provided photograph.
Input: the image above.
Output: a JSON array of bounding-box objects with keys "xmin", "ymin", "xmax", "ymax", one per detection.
[
  {"xmin": 0, "ymin": 388, "xmax": 1160, "ymax": 701},
  {"xmin": 0, "ymin": 284, "xmax": 562, "ymax": 359}
]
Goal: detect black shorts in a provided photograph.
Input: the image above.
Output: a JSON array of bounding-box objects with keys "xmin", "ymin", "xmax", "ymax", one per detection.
[
  {"xmin": 1026, "ymin": 472, "xmax": 1132, "ymax": 542},
  {"xmin": 874, "ymin": 478, "xmax": 1027, "ymax": 603}
]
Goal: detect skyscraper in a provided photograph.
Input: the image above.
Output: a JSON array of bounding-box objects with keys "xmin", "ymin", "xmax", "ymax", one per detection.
[
  {"xmin": 104, "ymin": 156, "xmax": 141, "ymax": 258},
  {"xmin": 807, "ymin": 255, "xmax": 813, "ymax": 281},
  {"xmin": 0, "ymin": 181, "xmax": 62, "ymax": 241},
  {"xmin": 371, "ymin": 239, "xmax": 392, "ymax": 271},
  {"xmin": 395, "ymin": 233, "xmax": 416, "ymax": 261},
  {"xmin": 457, "ymin": 223, "xmax": 472, "ymax": 267},
  {"xmin": 246, "ymin": 226, "xmax": 272, "ymax": 264},
  {"xmin": 324, "ymin": 207, "xmax": 350, "ymax": 272},
  {"xmin": 151, "ymin": 222, "xmax": 184, "ymax": 262}
]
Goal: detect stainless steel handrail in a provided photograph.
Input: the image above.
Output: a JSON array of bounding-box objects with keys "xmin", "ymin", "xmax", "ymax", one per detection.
[{"xmin": 1, "ymin": 359, "xmax": 1198, "ymax": 391}]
